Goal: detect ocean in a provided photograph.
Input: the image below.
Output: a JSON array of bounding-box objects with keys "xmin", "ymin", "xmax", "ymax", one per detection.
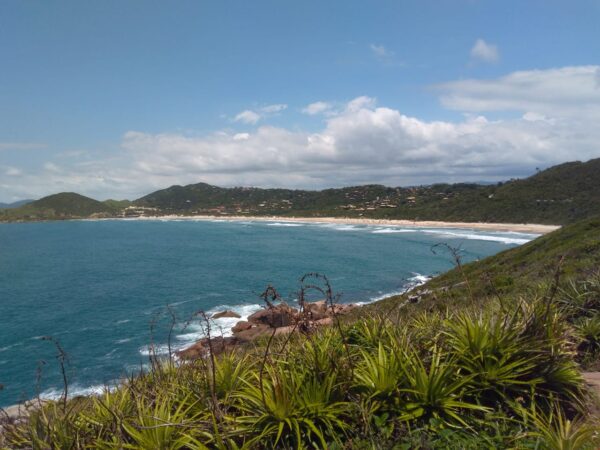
[{"xmin": 0, "ymin": 218, "xmax": 538, "ymax": 407}]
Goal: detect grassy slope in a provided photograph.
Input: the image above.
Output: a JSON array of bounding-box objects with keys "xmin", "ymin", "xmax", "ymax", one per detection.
[{"xmin": 369, "ymin": 215, "xmax": 600, "ymax": 315}]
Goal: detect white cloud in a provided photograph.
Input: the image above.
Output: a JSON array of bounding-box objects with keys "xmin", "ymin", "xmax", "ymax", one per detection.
[
  {"xmin": 43, "ymin": 162, "xmax": 61, "ymax": 173},
  {"xmin": 3, "ymin": 66, "xmax": 599, "ymax": 201},
  {"xmin": 438, "ymin": 65, "xmax": 600, "ymax": 120},
  {"xmin": 233, "ymin": 104, "xmax": 287, "ymax": 124},
  {"xmin": 370, "ymin": 44, "xmax": 392, "ymax": 59},
  {"xmin": 260, "ymin": 104, "xmax": 287, "ymax": 113},
  {"xmin": 234, "ymin": 110, "xmax": 261, "ymax": 125},
  {"xmin": 346, "ymin": 96, "xmax": 376, "ymax": 112},
  {"xmin": 2, "ymin": 166, "xmax": 22, "ymax": 176},
  {"xmin": 302, "ymin": 101, "xmax": 333, "ymax": 115},
  {"xmin": 470, "ymin": 39, "xmax": 499, "ymax": 63}
]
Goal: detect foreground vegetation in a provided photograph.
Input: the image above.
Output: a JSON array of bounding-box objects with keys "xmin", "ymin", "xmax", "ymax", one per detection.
[
  {"xmin": 3, "ymin": 279, "xmax": 600, "ymax": 447},
  {"xmin": 2, "ymin": 157, "xmax": 599, "ymax": 224},
  {"xmin": 2, "ymin": 217, "xmax": 600, "ymax": 448}
]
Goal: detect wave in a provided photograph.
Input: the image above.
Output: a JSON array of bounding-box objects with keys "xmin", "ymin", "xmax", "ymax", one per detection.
[
  {"xmin": 420, "ymin": 229, "xmax": 536, "ymax": 245},
  {"xmin": 318, "ymin": 223, "xmax": 360, "ymax": 231},
  {"xmin": 0, "ymin": 343, "xmax": 19, "ymax": 353},
  {"xmin": 355, "ymin": 273, "xmax": 431, "ymax": 305},
  {"xmin": 371, "ymin": 228, "xmax": 414, "ymax": 234},
  {"xmin": 266, "ymin": 222, "xmax": 304, "ymax": 227},
  {"xmin": 138, "ymin": 343, "xmax": 171, "ymax": 356},
  {"xmin": 173, "ymin": 303, "xmax": 263, "ymax": 347},
  {"xmin": 40, "ymin": 383, "xmax": 113, "ymax": 401}
]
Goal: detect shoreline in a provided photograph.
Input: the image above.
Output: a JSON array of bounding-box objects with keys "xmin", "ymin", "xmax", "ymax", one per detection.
[{"xmin": 126, "ymin": 214, "xmax": 559, "ymax": 234}]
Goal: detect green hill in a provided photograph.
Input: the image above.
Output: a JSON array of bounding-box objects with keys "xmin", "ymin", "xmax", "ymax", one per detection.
[
  {"xmin": 0, "ymin": 199, "xmax": 34, "ymax": 209},
  {"xmin": 135, "ymin": 157, "xmax": 600, "ymax": 225},
  {"xmin": 2, "ymin": 157, "xmax": 599, "ymax": 224},
  {"xmin": 0, "ymin": 192, "xmax": 115, "ymax": 221},
  {"xmin": 370, "ymin": 215, "xmax": 600, "ymax": 315}
]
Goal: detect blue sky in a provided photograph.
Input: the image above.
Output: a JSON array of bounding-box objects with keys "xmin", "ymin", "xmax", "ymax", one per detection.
[{"xmin": 1, "ymin": 1, "xmax": 599, "ymax": 201}]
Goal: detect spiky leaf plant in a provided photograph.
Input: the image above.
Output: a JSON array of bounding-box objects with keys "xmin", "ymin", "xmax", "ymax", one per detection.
[
  {"xmin": 235, "ymin": 365, "xmax": 350, "ymax": 449},
  {"xmin": 399, "ymin": 349, "xmax": 489, "ymax": 427}
]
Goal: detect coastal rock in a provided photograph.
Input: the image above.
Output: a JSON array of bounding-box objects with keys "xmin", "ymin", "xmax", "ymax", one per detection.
[
  {"xmin": 234, "ymin": 324, "xmax": 271, "ymax": 342},
  {"xmin": 315, "ymin": 317, "xmax": 333, "ymax": 326},
  {"xmin": 231, "ymin": 320, "xmax": 253, "ymax": 333},
  {"xmin": 177, "ymin": 336, "xmax": 240, "ymax": 359},
  {"xmin": 332, "ymin": 303, "xmax": 357, "ymax": 315},
  {"xmin": 274, "ymin": 325, "xmax": 296, "ymax": 336},
  {"xmin": 212, "ymin": 310, "xmax": 241, "ymax": 319},
  {"xmin": 304, "ymin": 300, "xmax": 329, "ymax": 319},
  {"xmin": 247, "ymin": 303, "xmax": 298, "ymax": 328}
]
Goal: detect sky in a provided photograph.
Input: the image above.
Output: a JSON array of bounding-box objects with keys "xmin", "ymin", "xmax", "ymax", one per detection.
[{"xmin": 1, "ymin": 1, "xmax": 599, "ymax": 202}]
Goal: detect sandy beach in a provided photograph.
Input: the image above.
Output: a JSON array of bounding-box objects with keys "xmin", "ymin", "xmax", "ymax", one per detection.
[{"xmin": 133, "ymin": 214, "xmax": 560, "ymax": 234}]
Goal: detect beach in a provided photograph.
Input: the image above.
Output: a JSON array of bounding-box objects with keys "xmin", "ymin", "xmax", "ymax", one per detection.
[{"xmin": 132, "ymin": 214, "xmax": 560, "ymax": 234}]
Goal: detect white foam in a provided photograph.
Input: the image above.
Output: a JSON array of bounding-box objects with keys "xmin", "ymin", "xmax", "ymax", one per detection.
[
  {"xmin": 371, "ymin": 228, "xmax": 413, "ymax": 234},
  {"xmin": 138, "ymin": 344, "xmax": 171, "ymax": 356},
  {"xmin": 420, "ymin": 229, "xmax": 535, "ymax": 245},
  {"xmin": 40, "ymin": 383, "xmax": 112, "ymax": 401},
  {"xmin": 355, "ymin": 273, "xmax": 431, "ymax": 305},
  {"xmin": 266, "ymin": 222, "xmax": 304, "ymax": 227},
  {"xmin": 174, "ymin": 303, "xmax": 264, "ymax": 346},
  {"xmin": 115, "ymin": 338, "xmax": 132, "ymax": 344},
  {"xmin": 318, "ymin": 223, "xmax": 359, "ymax": 231}
]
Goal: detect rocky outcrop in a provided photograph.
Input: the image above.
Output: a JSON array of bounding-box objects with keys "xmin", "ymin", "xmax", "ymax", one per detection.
[
  {"xmin": 231, "ymin": 300, "xmax": 355, "ymax": 342},
  {"xmin": 177, "ymin": 300, "xmax": 358, "ymax": 360},
  {"xmin": 212, "ymin": 310, "xmax": 241, "ymax": 319}
]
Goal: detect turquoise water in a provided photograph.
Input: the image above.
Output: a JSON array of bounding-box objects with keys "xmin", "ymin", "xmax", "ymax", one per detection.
[{"xmin": 0, "ymin": 219, "xmax": 537, "ymax": 407}]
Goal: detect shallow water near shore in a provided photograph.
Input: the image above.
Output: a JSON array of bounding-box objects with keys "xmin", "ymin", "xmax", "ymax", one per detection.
[{"xmin": 0, "ymin": 219, "xmax": 538, "ymax": 407}]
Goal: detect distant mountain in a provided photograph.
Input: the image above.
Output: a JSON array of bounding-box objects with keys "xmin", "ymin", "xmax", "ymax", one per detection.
[
  {"xmin": 0, "ymin": 193, "xmax": 115, "ymax": 221},
  {"xmin": 135, "ymin": 157, "xmax": 600, "ymax": 225},
  {"xmin": 2, "ymin": 158, "xmax": 599, "ymax": 224},
  {"xmin": 0, "ymin": 199, "xmax": 34, "ymax": 209}
]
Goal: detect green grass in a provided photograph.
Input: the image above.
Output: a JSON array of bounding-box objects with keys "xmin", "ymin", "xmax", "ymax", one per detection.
[{"xmin": 369, "ymin": 215, "xmax": 600, "ymax": 316}]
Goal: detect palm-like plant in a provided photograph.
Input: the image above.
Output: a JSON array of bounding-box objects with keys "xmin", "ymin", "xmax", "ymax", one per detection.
[
  {"xmin": 399, "ymin": 349, "xmax": 489, "ymax": 427},
  {"xmin": 353, "ymin": 342, "xmax": 406, "ymax": 402},
  {"xmin": 122, "ymin": 395, "xmax": 210, "ymax": 449},
  {"xmin": 446, "ymin": 312, "xmax": 542, "ymax": 403},
  {"xmin": 524, "ymin": 405, "xmax": 600, "ymax": 450},
  {"xmin": 235, "ymin": 365, "xmax": 350, "ymax": 449}
]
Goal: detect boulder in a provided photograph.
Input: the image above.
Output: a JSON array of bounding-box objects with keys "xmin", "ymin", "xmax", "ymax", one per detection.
[
  {"xmin": 315, "ymin": 317, "xmax": 333, "ymax": 327},
  {"xmin": 274, "ymin": 325, "xmax": 296, "ymax": 336},
  {"xmin": 247, "ymin": 303, "xmax": 298, "ymax": 328},
  {"xmin": 177, "ymin": 336, "xmax": 240, "ymax": 360},
  {"xmin": 333, "ymin": 303, "xmax": 357, "ymax": 315},
  {"xmin": 231, "ymin": 320, "xmax": 253, "ymax": 333},
  {"xmin": 304, "ymin": 300, "xmax": 329, "ymax": 319},
  {"xmin": 234, "ymin": 324, "xmax": 271, "ymax": 342},
  {"xmin": 212, "ymin": 310, "xmax": 241, "ymax": 319}
]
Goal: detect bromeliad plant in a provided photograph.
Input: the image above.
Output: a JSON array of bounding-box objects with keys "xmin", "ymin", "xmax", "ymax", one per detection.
[
  {"xmin": 2, "ymin": 274, "xmax": 598, "ymax": 449},
  {"xmin": 234, "ymin": 365, "xmax": 351, "ymax": 449}
]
